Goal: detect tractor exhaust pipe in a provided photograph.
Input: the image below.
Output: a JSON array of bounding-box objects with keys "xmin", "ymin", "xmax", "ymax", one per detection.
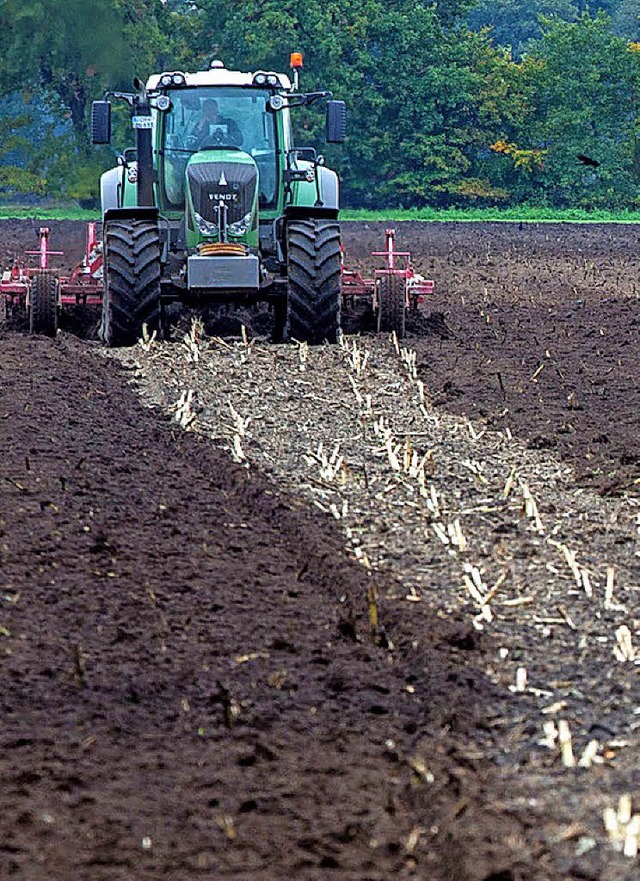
[{"xmin": 132, "ymin": 90, "xmax": 154, "ymax": 208}]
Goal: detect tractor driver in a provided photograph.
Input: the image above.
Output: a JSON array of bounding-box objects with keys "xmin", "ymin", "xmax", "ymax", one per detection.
[{"xmin": 190, "ymin": 99, "xmax": 243, "ymax": 148}]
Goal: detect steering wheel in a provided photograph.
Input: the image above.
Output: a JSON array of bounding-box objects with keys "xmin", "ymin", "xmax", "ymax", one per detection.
[{"xmin": 198, "ymin": 128, "xmax": 232, "ymax": 151}]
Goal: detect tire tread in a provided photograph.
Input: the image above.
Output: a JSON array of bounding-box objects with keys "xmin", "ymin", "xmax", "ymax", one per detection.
[
  {"xmin": 102, "ymin": 220, "xmax": 161, "ymax": 347},
  {"xmin": 377, "ymin": 273, "xmax": 406, "ymax": 338},
  {"xmin": 30, "ymin": 271, "xmax": 59, "ymax": 337},
  {"xmin": 286, "ymin": 219, "xmax": 341, "ymax": 344}
]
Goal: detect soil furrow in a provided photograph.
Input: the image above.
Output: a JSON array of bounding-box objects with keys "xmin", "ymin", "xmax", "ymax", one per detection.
[{"xmin": 0, "ymin": 333, "xmax": 537, "ymax": 880}]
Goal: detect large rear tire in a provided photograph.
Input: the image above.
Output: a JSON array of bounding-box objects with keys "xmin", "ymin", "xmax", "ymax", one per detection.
[
  {"xmin": 101, "ymin": 219, "xmax": 161, "ymax": 347},
  {"xmin": 29, "ymin": 271, "xmax": 59, "ymax": 337},
  {"xmin": 377, "ymin": 273, "xmax": 406, "ymax": 338},
  {"xmin": 286, "ymin": 219, "xmax": 341, "ymax": 344}
]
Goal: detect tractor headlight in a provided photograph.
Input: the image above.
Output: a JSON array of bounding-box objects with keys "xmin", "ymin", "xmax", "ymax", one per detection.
[
  {"xmin": 253, "ymin": 71, "xmax": 282, "ymax": 88},
  {"xmin": 195, "ymin": 212, "xmax": 219, "ymax": 237},
  {"xmin": 228, "ymin": 213, "xmax": 253, "ymax": 237},
  {"xmin": 268, "ymin": 94, "xmax": 285, "ymax": 111},
  {"xmin": 159, "ymin": 71, "xmax": 186, "ymax": 88}
]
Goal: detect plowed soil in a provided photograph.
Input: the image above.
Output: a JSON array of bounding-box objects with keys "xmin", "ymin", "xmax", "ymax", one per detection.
[
  {"xmin": 1, "ymin": 219, "xmax": 639, "ymax": 881},
  {"xmin": 341, "ymin": 221, "xmax": 639, "ymax": 498}
]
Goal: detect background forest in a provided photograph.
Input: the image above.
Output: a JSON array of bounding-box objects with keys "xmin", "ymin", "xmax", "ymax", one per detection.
[{"xmin": 0, "ymin": 0, "xmax": 639, "ymax": 209}]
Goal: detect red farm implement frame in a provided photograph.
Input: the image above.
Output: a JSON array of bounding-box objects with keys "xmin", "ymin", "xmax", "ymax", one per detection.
[
  {"xmin": 341, "ymin": 228, "xmax": 434, "ymax": 338},
  {"xmin": 0, "ymin": 224, "xmax": 103, "ymax": 336}
]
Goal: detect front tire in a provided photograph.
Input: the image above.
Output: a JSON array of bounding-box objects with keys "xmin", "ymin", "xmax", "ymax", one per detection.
[
  {"xmin": 29, "ymin": 271, "xmax": 59, "ymax": 337},
  {"xmin": 286, "ymin": 219, "xmax": 341, "ymax": 344},
  {"xmin": 377, "ymin": 273, "xmax": 407, "ymax": 338},
  {"xmin": 101, "ymin": 219, "xmax": 161, "ymax": 347}
]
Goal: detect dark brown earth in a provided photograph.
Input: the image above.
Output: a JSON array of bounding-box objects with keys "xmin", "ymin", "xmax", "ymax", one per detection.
[
  {"xmin": 0, "ymin": 333, "xmax": 541, "ymax": 881},
  {"xmin": 2, "ymin": 219, "xmax": 638, "ymax": 499},
  {"xmin": 342, "ymin": 221, "xmax": 639, "ymax": 498},
  {"xmin": 1, "ymin": 219, "xmax": 639, "ymax": 880}
]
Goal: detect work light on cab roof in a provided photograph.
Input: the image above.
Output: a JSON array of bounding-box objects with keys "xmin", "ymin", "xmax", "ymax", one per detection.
[{"xmin": 158, "ymin": 72, "xmax": 187, "ymax": 88}]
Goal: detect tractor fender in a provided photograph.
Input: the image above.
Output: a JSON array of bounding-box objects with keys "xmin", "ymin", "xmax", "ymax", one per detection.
[
  {"xmin": 318, "ymin": 167, "xmax": 339, "ymax": 211},
  {"xmin": 100, "ymin": 166, "xmax": 123, "ymax": 214},
  {"xmin": 287, "ymin": 161, "xmax": 339, "ymax": 213},
  {"xmin": 103, "ymin": 207, "xmax": 160, "ymax": 223}
]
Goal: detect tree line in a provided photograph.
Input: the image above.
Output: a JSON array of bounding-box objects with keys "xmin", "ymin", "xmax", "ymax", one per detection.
[{"xmin": 1, "ymin": 0, "xmax": 639, "ymax": 209}]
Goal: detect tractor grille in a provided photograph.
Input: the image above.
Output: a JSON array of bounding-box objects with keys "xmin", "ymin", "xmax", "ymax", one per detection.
[{"xmin": 187, "ymin": 162, "xmax": 257, "ymax": 225}]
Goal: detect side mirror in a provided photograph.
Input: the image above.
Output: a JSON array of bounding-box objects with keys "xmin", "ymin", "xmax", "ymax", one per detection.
[
  {"xmin": 92, "ymin": 101, "xmax": 112, "ymax": 144},
  {"xmin": 326, "ymin": 100, "xmax": 346, "ymax": 144}
]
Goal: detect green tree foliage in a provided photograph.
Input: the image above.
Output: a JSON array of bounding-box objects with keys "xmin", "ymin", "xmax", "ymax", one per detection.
[
  {"xmin": 0, "ymin": 0, "xmax": 179, "ymax": 199},
  {"xmin": 0, "ymin": 0, "xmax": 639, "ymax": 207},
  {"xmin": 611, "ymin": 0, "xmax": 640, "ymax": 40},
  {"xmin": 1, "ymin": 0, "xmax": 123, "ymax": 133},
  {"xmin": 523, "ymin": 13, "xmax": 640, "ymax": 206},
  {"xmin": 467, "ymin": 0, "xmax": 580, "ymax": 58},
  {"xmin": 341, "ymin": 15, "xmax": 515, "ymax": 206},
  {"xmin": 0, "ymin": 115, "xmax": 46, "ymax": 195},
  {"xmin": 0, "ymin": 0, "xmax": 179, "ymax": 131},
  {"xmin": 468, "ymin": 0, "xmax": 639, "ymax": 56}
]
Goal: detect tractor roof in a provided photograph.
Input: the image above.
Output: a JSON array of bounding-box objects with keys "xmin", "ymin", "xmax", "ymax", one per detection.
[{"xmin": 146, "ymin": 66, "xmax": 292, "ymax": 91}]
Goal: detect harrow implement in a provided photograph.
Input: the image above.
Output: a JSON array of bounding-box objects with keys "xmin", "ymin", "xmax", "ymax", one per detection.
[
  {"xmin": 341, "ymin": 228, "xmax": 434, "ymax": 338},
  {"xmin": 1, "ymin": 224, "xmax": 103, "ymax": 336}
]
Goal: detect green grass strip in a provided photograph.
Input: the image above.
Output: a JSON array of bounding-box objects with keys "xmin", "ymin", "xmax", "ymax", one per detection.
[
  {"xmin": 2, "ymin": 205, "xmax": 640, "ymax": 224},
  {"xmin": 341, "ymin": 207, "xmax": 640, "ymax": 223},
  {"xmin": 0, "ymin": 207, "xmax": 100, "ymax": 220}
]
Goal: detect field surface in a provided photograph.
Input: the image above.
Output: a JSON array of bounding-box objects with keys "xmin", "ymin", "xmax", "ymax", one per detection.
[{"xmin": 0, "ymin": 220, "xmax": 638, "ymax": 880}]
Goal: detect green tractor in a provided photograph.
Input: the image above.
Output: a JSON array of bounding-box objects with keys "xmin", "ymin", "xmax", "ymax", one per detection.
[{"xmin": 91, "ymin": 54, "xmax": 346, "ymax": 346}]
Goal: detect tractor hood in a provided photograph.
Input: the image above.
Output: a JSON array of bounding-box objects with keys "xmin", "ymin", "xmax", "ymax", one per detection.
[{"xmin": 185, "ymin": 149, "xmax": 259, "ymax": 248}]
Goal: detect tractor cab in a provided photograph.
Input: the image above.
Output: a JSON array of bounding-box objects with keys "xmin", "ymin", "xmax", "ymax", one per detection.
[{"xmin": 159, "ymin": 85, "xmax": 280, "ymax": 218}]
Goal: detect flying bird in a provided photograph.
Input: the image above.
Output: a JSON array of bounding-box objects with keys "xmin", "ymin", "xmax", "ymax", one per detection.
[{"xmin": 576, "ymin": 154, "xmax": 601, "ymax": 168}]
